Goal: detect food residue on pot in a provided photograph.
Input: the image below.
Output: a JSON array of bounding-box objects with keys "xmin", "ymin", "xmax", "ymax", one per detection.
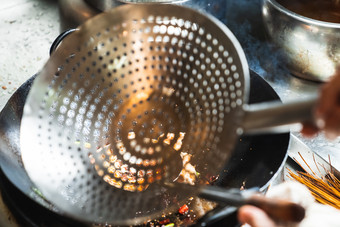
[{"xmin": 277, "ymin": 0, "xmax": 340, "ymax": 23}]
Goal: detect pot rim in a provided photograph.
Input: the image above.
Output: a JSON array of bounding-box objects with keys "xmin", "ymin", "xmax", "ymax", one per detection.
[{"xmin": 265, "ymin": 0, "xmax": 340, "ymax": 29}]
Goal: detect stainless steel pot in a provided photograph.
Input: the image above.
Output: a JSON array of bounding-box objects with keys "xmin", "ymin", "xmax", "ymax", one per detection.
[{"xmin": 262, "ymin": 0, "xmax": 340, "ymax": 82}]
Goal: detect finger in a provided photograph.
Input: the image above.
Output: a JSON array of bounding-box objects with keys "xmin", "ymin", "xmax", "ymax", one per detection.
[
  {"xmin": 324, "ymin": 108, "xmax": 340, "ymax": 140},
  {"xmin": 316, "ymin": 72, "xmax": 340, "ymax": 118},
  {"xmin": 238, "ymin": 205, "xmax": 277, "ymax": 227},
  {"xmin": 301, "ymin": 122, "xmax": 319, "ymax": 137},
  {"xmin": 316, "ymin": 84, "xmax": 337, "ymax": 119}
]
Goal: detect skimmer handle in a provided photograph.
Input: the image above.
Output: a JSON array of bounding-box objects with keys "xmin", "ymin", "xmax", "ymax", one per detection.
[{"xmin": 242, "ymin": 95, "xmax": 318, "ymax": 134}]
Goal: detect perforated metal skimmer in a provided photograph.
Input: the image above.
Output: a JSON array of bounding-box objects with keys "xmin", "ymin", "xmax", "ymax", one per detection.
[{"xmin": 20, "ymin": 3, "xmax": 314, "ymax": 226}]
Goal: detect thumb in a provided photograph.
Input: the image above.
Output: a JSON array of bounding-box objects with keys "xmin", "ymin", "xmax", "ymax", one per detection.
[{"xmin": 238, "ymin": 205, "xmax": 277, "ymax": 227}]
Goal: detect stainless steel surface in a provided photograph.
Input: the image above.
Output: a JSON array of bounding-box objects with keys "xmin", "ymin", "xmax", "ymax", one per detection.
[
  {"xmin": 287, "ymin": 135, "xmax": 340, "ymax": 178},
  {"xmin": 262, "ymin": 0, "xmax": 340, "ymax": 82},
  {"xmin": 242, "ymin": 95, "xmax": 317, "ymax": 133}
]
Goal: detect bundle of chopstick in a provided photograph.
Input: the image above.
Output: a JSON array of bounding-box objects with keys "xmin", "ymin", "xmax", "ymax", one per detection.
[{"xmin": 287, "ymin": 153, "xmax": 340, "ymax": 210}]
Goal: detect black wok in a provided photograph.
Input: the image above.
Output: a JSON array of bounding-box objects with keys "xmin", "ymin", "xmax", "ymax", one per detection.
[{"xmin": 0, "ymin": 70, "xmax": 289, "ymax": 226}]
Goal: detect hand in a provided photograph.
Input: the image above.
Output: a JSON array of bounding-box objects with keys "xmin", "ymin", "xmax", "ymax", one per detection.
[
  {"xmin": 237, "ymin": 182, "xmax": 311, "ymax": 227},
  {"xmin": 238, "ymin": 205, "xmax": 278, "ymax": 227},
  {"xmin": 302, "ymin": 68, "xmax": 340, "ymax": 139}
]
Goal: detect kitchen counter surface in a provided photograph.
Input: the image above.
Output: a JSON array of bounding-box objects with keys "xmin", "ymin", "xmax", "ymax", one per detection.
[
  {"xmin": 0, "ymin": 0, "xmax": 60, "ymax": 111},
  {"xmin": 0, "ymin": 1, "xmax": 60, "ymax": 226},
  {"xmin": 0, "ymin": 0, "xmax": 339, "ymax": 226}
]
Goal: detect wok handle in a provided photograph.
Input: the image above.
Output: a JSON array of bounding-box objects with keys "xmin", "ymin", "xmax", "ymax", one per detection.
[
  {"xmin": 242, "ymin": 95, "xmax": 318, "ymax": 134},
  {"xmin": 245, "ymin": 195, "xmax": 306, "ymax": 223},
  {"xmin": 49, "ymin": 29, "xmax": 77, "ymax": 56},
  {"xmin": 198, "ymin": 186, "xmax": 305, "ymax": 223}
]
